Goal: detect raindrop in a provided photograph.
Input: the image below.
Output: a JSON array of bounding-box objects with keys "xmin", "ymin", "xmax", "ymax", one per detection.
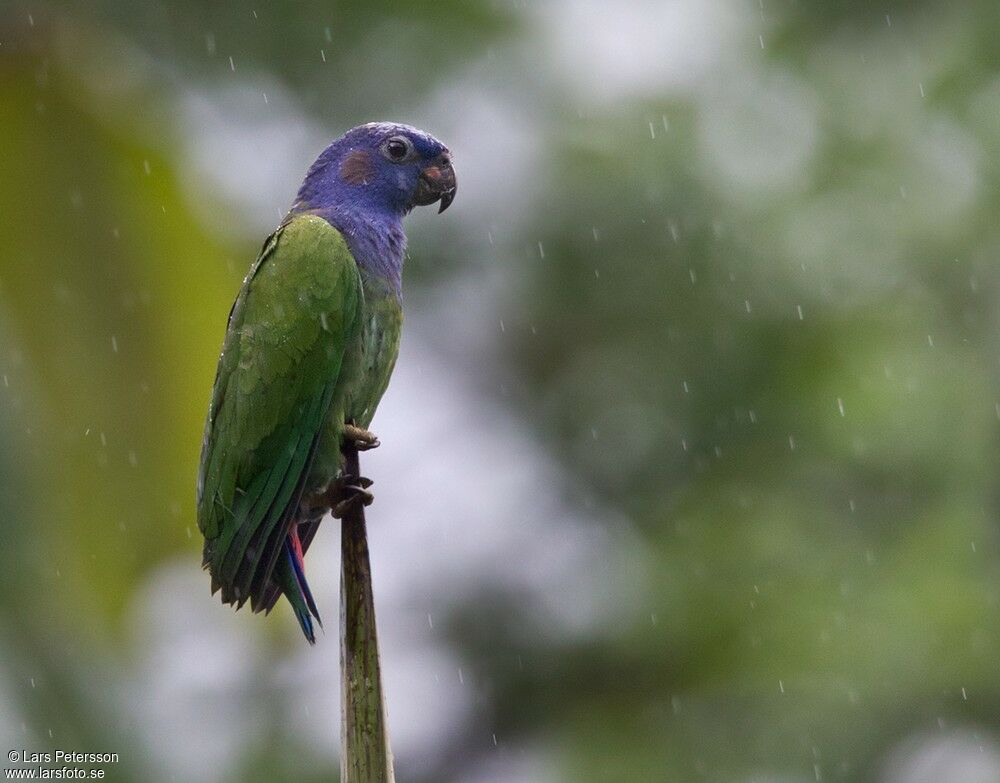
[
  {"xmin": 796, "ymin": 304, "xmax": 804, "ymax": 320},
  {"xmin": 229, "ymin": 56, "xmax": 236, "ymax": 72},
  {"xmin": 788, "ymin": 435, "xmax": 796, "ymax": 450},
  {"xmin": 648, "ymin": 121, "xmax": 656, "ymax": 140},
  {"xmin": 143, "ymin": 160, "xmax": 151, "ymax": 175},
  {"xmin": 537, "ymin": 241, "xmax": 545, "ymax": 258},
  {"xmin": 458, "ymin": 668, "xmax": 464, "ymax": 685},
  {"xmin": 919, "ymin": 82, "xmax": 925, "ymax": 98},
  {"xmin": 779, "ymin": 680, "xmax": 785, "ymax": 694},
  {"xmin": 837, "ymin": 398, "xmax": 845, "ymax": 417},
  {"xmin": 320, "ymin": 49, "xmax": 327, "ymax": 63},
  {"xmin": 759, "ymin": 34, "xmax": 765, "ymax": 49},
  {"xmin": 111, "ymin": 336, "xmax": 119, "ymax": 353}
]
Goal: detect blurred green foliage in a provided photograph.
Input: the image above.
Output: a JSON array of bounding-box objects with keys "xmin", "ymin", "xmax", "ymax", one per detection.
[{"xmin": 2, "ymin": 1, "xmax": 1000, "ymax": 782}]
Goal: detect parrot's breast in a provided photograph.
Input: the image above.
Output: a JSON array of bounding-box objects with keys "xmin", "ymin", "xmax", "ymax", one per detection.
[
  {"xmin": 306, "ymin": 276, "xmax": 402, "ymax": 491},
  {"xmin": 347, "ymin": 287, "xmax": 403, "ymax": 429}
]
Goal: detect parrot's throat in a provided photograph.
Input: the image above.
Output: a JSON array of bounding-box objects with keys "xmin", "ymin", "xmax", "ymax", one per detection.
[{"xmin": 297, "ymin": 205, "xmax": 407, "ymax": 298}]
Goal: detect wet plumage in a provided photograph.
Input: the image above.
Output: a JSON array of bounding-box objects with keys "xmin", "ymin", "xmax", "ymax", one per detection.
[{"xmin": 197, "ymin": 123, "xmax": 455, "ymax": 642}]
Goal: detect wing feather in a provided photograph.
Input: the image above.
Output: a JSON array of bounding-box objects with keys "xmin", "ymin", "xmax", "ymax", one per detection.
[{"xmin": 197, "ymin": 215, "xmax": 360, "ymax": 607}]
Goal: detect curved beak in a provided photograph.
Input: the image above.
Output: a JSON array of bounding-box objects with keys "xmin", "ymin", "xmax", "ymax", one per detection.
[{"xmin": 414, "ymin": 153, "xmax": 457, "ymax": 213}]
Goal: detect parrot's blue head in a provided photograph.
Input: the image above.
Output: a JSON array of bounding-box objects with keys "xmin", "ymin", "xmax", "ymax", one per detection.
[{"xmin": 294, "ymin": 122, "xmax": 456, "ymax": 219}]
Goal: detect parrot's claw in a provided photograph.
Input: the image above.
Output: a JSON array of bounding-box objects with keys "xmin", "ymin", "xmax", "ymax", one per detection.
[
  {"xmin": 326, "ymin": 474, "xmax": 375, "ymax": 519},
  {"xmin": 327, "ymin": 473, "xmax": 374, "ymax": 497},
  {"xmin": 343, "ymin": 424, "xmax": 380, "ymax": 451},
  {"xmin": 331, "ymin": 487, "xmax": 375, "ymax": 519}
]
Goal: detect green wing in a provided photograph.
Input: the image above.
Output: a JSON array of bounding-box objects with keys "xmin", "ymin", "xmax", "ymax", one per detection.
[{"xmin": 197, "ymin": 214, "xmax": 361, "ymax": 610}]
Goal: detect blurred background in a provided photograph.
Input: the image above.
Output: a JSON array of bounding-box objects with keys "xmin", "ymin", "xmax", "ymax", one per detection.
[{"xmin": 2, "ymin": 1, "xmax": 1000, "ymax": 781}]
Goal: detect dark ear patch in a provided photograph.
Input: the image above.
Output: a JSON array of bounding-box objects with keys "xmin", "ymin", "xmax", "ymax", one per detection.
[{"xmin": 339, "ymin": 150, "xmax": 374, "ymax": 185}]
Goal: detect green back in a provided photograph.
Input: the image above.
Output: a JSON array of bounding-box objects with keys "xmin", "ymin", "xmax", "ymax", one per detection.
[{"xmin": 197, "ymin": 215, "xmax": 361, "ymax": 608}]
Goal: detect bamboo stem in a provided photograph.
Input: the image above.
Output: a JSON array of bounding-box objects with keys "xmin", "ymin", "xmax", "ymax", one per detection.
[{"xmin": 339, "ymin": 442, "xmax": 395, "ymax": 782}]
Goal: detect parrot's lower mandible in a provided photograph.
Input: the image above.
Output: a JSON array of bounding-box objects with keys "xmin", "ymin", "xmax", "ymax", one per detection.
[{"xmin": 196, "ymin": 123, "xmax": 456, "ymax": 642}]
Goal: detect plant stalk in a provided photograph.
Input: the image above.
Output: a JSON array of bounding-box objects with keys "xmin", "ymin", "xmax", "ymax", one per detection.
[{"xmin": 339, "ymin": 442, "xmax": 395, "ymax": 782}]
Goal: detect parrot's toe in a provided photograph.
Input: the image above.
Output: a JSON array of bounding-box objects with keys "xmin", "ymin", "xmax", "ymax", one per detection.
[
  {"xmin": 343, "ymin": 423, "xmax": 380, "ymax": 451},
  {"xmin": 332, "ymin": 488, "xmax": 375, "ymax": 519},
  {"xmin": 326, "ymin": 473, "xmax": 373, "ymax": 501},
  {"xmin": 327, "ymin": 473, "xmax": 375, "ymax": 518}
]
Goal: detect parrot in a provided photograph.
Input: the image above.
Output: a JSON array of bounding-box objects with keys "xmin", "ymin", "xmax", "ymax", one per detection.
[{"xmin": 196, "ymin": 123, "xmax": 456, "ymax": 643}]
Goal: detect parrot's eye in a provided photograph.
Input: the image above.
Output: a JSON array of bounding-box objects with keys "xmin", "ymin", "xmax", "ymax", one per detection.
[{"xmin": 382, "ymin": 136, "xmax": 414, "ymax": 162}]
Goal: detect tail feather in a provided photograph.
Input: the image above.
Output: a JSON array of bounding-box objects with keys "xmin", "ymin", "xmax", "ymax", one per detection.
[
  {"xmin": 287, "ymin": 530, "xmax": 322, "ymax": 624},
  {"xmin": 279, "ymin": 528, "xmax": 322, "ymax": 644},
  {"xmin": 262, "ymin": 514, "xmax": 323, "ymax": 614}
]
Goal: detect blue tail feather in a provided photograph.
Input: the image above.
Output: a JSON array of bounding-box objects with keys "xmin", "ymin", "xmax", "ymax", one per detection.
[
  {"xmin": 287, "ymin": 538, "xmax": 322, "ymax": 626},
  {"xmin": 283, "ymin": 537, "xmax": 321, "ymax": 643},
  {"xmin": 291, "ymin": 598, "xmax": 315, "ymax": 644}
]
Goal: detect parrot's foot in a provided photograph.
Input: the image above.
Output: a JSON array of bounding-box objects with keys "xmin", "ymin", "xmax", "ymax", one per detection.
[
  {"xmin": 327, "ymin": 474, "xmax": 374, "ymax": 519},
  {"xmin": 343, "ymin": 423, "xmax": 380, "ymax": 451},
  {"xmin": 331, "ymin": 487, "xmax": 374, "ymax": 519}
]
